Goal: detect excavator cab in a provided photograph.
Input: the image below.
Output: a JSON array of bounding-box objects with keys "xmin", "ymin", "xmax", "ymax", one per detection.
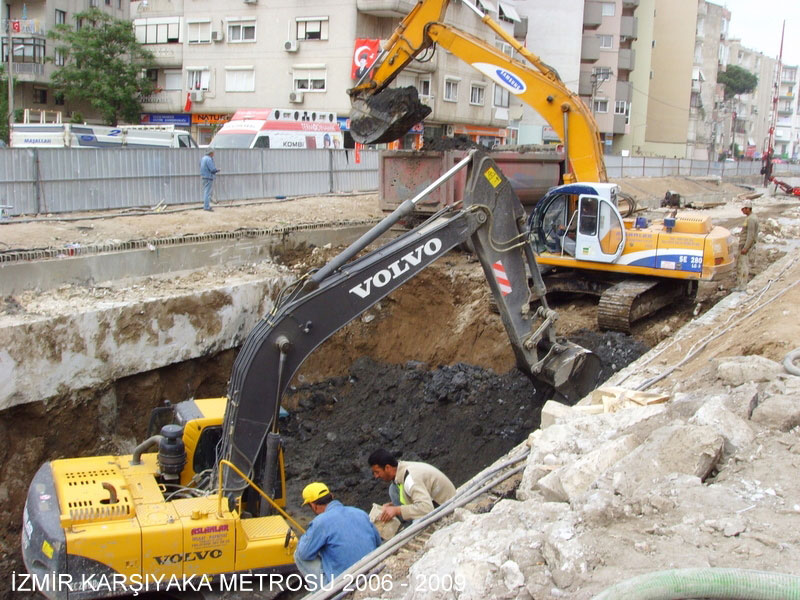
[{"xmin": 529, "ymin": 183, "xmax": 625, "ymax": 264}]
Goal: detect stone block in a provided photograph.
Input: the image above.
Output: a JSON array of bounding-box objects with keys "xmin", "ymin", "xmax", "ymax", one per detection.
[
  {"xmin": 717, "ymin": 356, "xmax": 783, "ymax": 386},
  {"xmin": 690, "ymin": 396, "xmax": 755, "ymax": 455},
  {"xmin": 751, "ymin": 395, "xmax": 800, "ymax": 431}
]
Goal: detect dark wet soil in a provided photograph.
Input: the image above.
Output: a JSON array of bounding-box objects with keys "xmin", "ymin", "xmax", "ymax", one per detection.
[{"xmin": 280, "ymin": 330, "xmax": 649, "ymax": 517}]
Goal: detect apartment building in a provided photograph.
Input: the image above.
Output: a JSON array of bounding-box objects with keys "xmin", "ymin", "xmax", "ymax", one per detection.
[
  {"xmin": 132, "ymin": 0, "xmax": 524, "ymax": 147},
  {"xmin": 3, "ymin": 0, "xmax": 128, "ymax": 122},
  {"xmin": 576, "ymin": 0, "xmax": 639, "ymax": 155},
  {"xmin": 726, "ymin": 40, "xmax": 775, "ymax": 160},
  {"xmin": 774, "ymin": 63, "xmax": 799, "ymax": 160},
  {"xmin": 513, "ymin": 0, "xmax": 583, "ymax": 145}
]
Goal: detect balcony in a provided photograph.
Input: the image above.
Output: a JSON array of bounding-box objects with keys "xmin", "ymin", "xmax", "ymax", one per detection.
[
  {"xmin": 691, "ymin": 79, "xmax": 702, "ymax": 93},
  {"xmin": 620, "ymin": 16, "xmax": 638, "ymax": 40},
  {"xmin": 513, "ymin": 16, "xmax": 528, "ymax": 40},
  {"xmin": 583, "ymin": 2, "xmax": 602, "ymax": 29},
  {"xmin": 131, "ymin": 0, "xmax": 186, "ymax": 14},
  {"xmin": 140, "ymin": 90, "xmax": 184, "ymax": 112},
  {"xmin": 617, "ymin": 48, "xmax": 635, "ymax": 71},
  {"xmin": 579, "ymin": 71, "xmax": 593, "ymax": 96},
  {"xmin": 356, "ymin": 0, "xmax": 417, "ymax": 17},
  {"xmin": 616, "ymin": 80, "xmax": 632, "ymax": 102},
  {"xmin": 581, "ymin": 35, "xmax": 600, "ymax": 62},
  {"xmin": 622, "ymin": 0, "xmax": 639, "ymax": 7},
  {"xmin": 778, "ymin": 106, "xmax": 794, "ymax": 115},
  {"xmin": 612, "ymin": 113, "xmax": 627, "ymax": 134},
  {"xmin": 148, "ymin": 44, "xmax": 183, "ymax": 68}
]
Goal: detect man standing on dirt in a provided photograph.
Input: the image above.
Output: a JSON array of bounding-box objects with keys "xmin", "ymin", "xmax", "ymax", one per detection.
[
  {"xmin": 736, "ymin": 199, "xmax": 759, "ymax": 291},
  {"xmin": 200, "ymin": 150, "xmax": 220, "ymax": 211},
  {"xmin": 368, "ymin": 449, "xmax": 456, "ymax": 522},
  {"xmin": 294, "ymin": 482, "xmax": 382, "ymax": 587}
]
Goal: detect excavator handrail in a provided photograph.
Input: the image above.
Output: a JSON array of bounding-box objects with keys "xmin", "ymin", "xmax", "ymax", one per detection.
[{"xmin": 216, "ymin": 459, "xmax": 306, "ymax": 535}]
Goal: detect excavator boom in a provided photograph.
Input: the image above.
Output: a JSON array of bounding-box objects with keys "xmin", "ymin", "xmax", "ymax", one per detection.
[
  {"xmin": 219, "ymin": 151, "xmax": 601, "ymax": 502},
  {"xmin": 348, "ymin": 0, "xmax": 607, "ymax": 183}
]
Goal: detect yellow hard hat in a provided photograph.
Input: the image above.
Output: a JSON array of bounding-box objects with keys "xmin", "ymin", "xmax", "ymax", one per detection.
[{"xmin": 302, "ymin": 482, "xmax": 330, "ymax": 505}]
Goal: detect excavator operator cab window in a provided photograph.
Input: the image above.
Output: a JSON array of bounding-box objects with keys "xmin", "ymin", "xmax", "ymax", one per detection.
[
  {"xmin": 579, "ymin": 196, "xmax": 598, "ymax": 236},
  {"xmin": 193, "ymin": 425, "xmax": 222, "ymax": 475}
]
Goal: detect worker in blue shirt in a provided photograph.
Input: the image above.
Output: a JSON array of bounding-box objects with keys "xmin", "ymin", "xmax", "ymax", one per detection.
[
  {"xmin": 199, "ymin": 150, "xmax": 220, "ymax": 211},
  {"xmin": 294, "ymin": 482, "xmax": 382, "ymax": 587}
]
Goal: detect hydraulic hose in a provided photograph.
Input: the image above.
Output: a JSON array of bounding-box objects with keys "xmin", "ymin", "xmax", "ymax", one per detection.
[
  {"xmin": 593, "ymin": 568, "xmax": 800, "ymax": 600},
  {"xmin": 783, "ymin": 348, "xmax": 800, "ymax": 376}
]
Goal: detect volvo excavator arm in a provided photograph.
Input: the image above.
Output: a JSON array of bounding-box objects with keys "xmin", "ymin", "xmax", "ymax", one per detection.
[
  {"xmin": 348, "ymin": 0, "xmax": 607, "ymax": 183},
  {"xmin": 218, "ymin": 151, "xmax": 601, "ymax": 505}
]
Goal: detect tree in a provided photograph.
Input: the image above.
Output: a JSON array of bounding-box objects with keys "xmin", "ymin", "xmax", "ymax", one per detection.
[
  {"xmin": 49, "ymin": 9, "xmax": 155, "ymax": 126},
  {"xmin": 717, "ymin": 65, "xmax": 758, "ymax": 101}
]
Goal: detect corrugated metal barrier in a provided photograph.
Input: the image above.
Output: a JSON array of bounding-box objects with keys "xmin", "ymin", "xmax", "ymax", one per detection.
[
  {"xmin": 0, "ymin": 148, "xmax": 797, "ymax": 217},
  {"xmin": 0, "ymin": 148, "xmax": 380, "ymax": 216}
]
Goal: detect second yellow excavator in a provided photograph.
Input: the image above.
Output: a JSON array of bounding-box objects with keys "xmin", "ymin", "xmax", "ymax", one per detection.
[{"xmin": 348, "ymin": 0, "xmax": 734, "ymax": 331}]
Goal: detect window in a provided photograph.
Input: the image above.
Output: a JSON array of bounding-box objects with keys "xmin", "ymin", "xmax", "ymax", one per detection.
[
  {"xmin": 227, "ymin": 19, "xmax": 256, "ymax": 42},
  {"xmin": 135, "ymin": 18, "xmax": 181, "ymax": 44},
  {"xmin": 495, "ymin": 39, "xmax": 513, "ymax": 57},
  {"xmin": 164, "ymin": 69, "xmax": 182, "ymax": 90},
  {"xmin": 593, "ymin": 99, "xmax": 608, "ymax": 113},
  {"xmin": 225, "ymin": 67, "xmax": 255, "ymax": 92},
  {"xmin": 55, "ymin": 9, "xmax": 66, "ymax": 25},
  {"xmin": 614, "ymin": 100, "xmax": 627, "ymax": 114},
  {"xmin": 493, "ymin": 84, "xmax": 509, "ymax": 108},
  {"xmin": 33, "ymin": 88, "xmax": 47, "ymax": 104},
  {"xmin": 593, "ymin": 67, "xmax": 612, "ymax": 81},
  {"xmin": 419, "ymin": 77, "xmax": 431, "ymax": 97},
  {"xmin": 187, "ymin": 68, "xmax": 210, "ymax": 91},
  {"xmin": 444, "ymin": 79, "xmax": 459, "ymax": 102},
  {"xmin": 601, "ymin": 3, "xmax": 615, "ymax": 16},
  {"xmin": 54, "ymin": 92, "xmax": 65, "ymax": 106},
  {"xmin": 296, "ymin": 17, "xmax": 328, "ymax": 41},
  {"xmin": 598, "ymin": 34, "xmax": 613, "ymax": 49},
  {"xmin": 144, "ymin": 68, "xmax": 158, "ymax": 84},
  {"xmin": 54, "ymin": 49, "xmax": 66, "ymax": 67},
  {"xmin": 187, "ymin": 20, "xmax": 211, "ymax": 44},
  {"xmin": 470, "ymin": 84, "xmax": 485, "ymax": 105},
  {"xmin": 293, "ymin": 67, "xmax": 327, "ymax": 91},
  {"xmin": 9, "ymin": 38, "xmax": 46, "ymax": 64}
]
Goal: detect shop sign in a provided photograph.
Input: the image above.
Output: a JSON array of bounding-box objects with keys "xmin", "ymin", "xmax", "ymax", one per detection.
[
  {"xmin": 192, "ymin": 114, "xmax": 233, "ymax": 125},
  {"xmin": 141, "ymin": 113, "xmax": 191, "ymax": 126}
]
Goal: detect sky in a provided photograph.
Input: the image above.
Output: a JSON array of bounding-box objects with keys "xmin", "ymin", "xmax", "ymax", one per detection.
[{"xmin": 722, "ymin": 0, "xmax": 800, "ymax": 67}]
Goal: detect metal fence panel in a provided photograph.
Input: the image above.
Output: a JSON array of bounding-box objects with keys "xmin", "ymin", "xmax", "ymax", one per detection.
[
  {"xmin": 0, "ymin": 148, "xmax": 37, "ymax": 214},
  {"xmin": 0, "ymin": 147, "xmax": 794, "ymax": 217}
]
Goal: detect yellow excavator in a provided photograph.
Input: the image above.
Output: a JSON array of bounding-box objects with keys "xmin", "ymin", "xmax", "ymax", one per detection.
[
  {"xmin": 23, "ymin": 151, "xmax": 602, "ymax": 599},
  {"xmin": 348, "ymin": 0, "xmax": 734, "ymax": 331}
]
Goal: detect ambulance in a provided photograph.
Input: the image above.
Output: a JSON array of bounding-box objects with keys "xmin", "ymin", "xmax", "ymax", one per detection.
[{"xmin": 209, "ymin": 108, "xmax": 344, "ymax": 149}]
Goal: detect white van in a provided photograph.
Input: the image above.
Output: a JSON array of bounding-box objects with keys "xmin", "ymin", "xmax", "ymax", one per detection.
[
  {"xmin": 10, "ymin": 123, "xmax": 198, "ymax": 148},
  {"xmin": 210, "ymin": 108, "xmax": 343, "ymax": 149}
]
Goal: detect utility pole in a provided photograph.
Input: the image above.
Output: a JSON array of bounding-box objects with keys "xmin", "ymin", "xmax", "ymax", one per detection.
[
  {"xmin": 764, "ymin": 21, "xmax": 784, "ymax": 187},
  {"xmin": 6, "ymin": 17, "xmax": 14, "ymax": 131}
]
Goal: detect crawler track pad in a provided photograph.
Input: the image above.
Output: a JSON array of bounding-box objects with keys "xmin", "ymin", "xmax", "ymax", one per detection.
[{"xmin": 350, "ymin": 86, "xmax": 431, "ymax": 145}]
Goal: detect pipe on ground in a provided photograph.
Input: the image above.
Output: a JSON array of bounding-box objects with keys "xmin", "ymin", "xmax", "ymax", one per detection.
[{"xmin": 593, "ymin": 568, "xmax": 800, "ymax": 600}]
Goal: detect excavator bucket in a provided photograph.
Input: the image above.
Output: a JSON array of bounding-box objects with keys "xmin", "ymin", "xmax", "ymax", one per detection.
[
  {"xmin": 538, "ymin": 340, "xmax": 603, "ymax": 403},
  {"xmin": 349, "ymin": 86, "xmax": 431, "ymax": 145}
]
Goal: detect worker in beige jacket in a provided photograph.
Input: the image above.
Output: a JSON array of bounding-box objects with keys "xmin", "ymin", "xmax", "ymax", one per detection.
[
  {"xmin": 736, "ymin": 199, "xmax": 759, "ymax": 291},
  {"xmin": 368, "ymin": 448, "xmax": 456, "ymax": 522}
]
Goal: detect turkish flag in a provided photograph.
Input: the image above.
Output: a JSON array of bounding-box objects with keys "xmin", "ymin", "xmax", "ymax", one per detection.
[
  {"xmin": 184, "ymin": 92, "xmax": 192, "ymax": 112},
  {"xmin": 11, "ymin": 20, "xmax": 21, "ymax": 32},
  {"xmin": 351, "ymin": 39, "xmax": 380, "ymax": 80}
]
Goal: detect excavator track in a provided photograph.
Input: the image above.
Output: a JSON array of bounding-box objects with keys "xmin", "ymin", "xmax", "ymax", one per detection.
[{"xmin": 597, "ymin": 277, "xmax": 695, "ymax": 333}]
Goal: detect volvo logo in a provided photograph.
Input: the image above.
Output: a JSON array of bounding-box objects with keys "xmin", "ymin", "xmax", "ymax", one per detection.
[
  {"xmin": 349, "ymin": 238, "xmax": 443, "ymax": 299},
  {"xmin": 496, "ymin": 69, "xmax": 524, "ymax": 91}
]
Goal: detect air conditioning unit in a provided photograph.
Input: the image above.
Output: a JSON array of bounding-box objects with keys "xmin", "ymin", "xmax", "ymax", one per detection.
[
  {"xmin": 191, "ymin": 90, "xmax": 205, "ymax": 103},
  {"xmin": 289, "ymin": 91, "xmax": 304, "ymax": 104},
  {"xmin": 445, "ymin": 125, "xmax": 454, "ymax": 136},
  {"xmin": 211, "ymin": 31, "xmax": 224, "ymax": 42},
  {"xmin": 284, "ymin": 39, "xmax": 299, "ymax": 53},
  {"xmin": 243, "ymin": 0, "xmax": 257, "ymax": 4}
]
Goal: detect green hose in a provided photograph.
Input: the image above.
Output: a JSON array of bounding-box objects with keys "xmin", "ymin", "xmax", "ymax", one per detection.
[{"xmin": 593, "ymin": 568, "xmax": 800, "ymax": 600}]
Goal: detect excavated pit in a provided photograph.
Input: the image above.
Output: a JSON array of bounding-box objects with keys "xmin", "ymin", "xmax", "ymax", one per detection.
[{"xmin": 0, "ymin": 249, "xmax": 653, "ymax": 598}]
